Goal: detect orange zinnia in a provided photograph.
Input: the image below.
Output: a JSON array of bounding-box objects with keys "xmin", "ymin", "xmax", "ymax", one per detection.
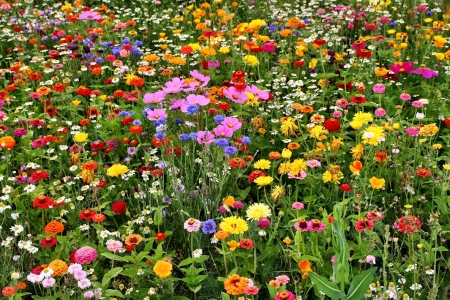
[
  {"xmin": 81, "ymin": 161, "xmax": 98, "ymax": 171},
  {"xmin": 153, "ymin": 260, "xmax": 172, "ymax": 278},
  {"xmin": 298, "ymin": 260, "xmax": 313, "ymax": 279},
  {"xmin": 44, "ymin": 221, "xmax": 64, "ymax": 235},
  {"xmin": 0, "ymin": 136, "xmax": 16, "ymax": 149},
  {"xmin": 49, "ymin": 260, "xmax": 68, "ymax": 277},
  {"xmin": 125, "ymin": 234, "xmax": 143, "ymax": 246},
  {"xmin": 223, "ymin": 274, "xmax": 248, "ymax": 296},
  {"xmin": 92, "ymin": 213, "xmax": 106, "ymax": 223}
]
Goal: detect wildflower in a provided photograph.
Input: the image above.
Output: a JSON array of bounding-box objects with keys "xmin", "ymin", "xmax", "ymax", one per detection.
[
  {"xmin": 48, "ymin": 260, "xmax": 68, "ymax": 276},
  {"xmin": 192, "ymin": 249, "xmax": 202, "ymax": 258},
  {"xmin": 369, "ymin": 177, "xmax": 385, "ymax": 189},
  {"xmin": 107, "ymin": 164, "xmax": 129, "ymax": 177},
  {"xmin": 74, "ymin": 246, "xmax": 98, "ymax": 265},
  {"xmin": 308, "ymin": 219, "xmax": 326, "ymax": 232},
  {"xmin": 44, "ymin": 221, "xmax": 64, "ymax": 235},
  {"xmin": 253, "ymin": 176, "xmax": 273, "ymax": 188},
  {"xmin": 254, "ymin": 159, "xmax": 271, "ymax": 170},
  {"xmin": 224, "ymin": 274, "xmax": 248, "ymax": 295},
  {"xmin": 355, "ymin": 218, "xmax": 374, "ymax": 232},
  {"xmin": 409, "ymin": 283, "xmax": 422, "ymax": 290},
  {"xmin": 246, "ymin": 203, "xmax": 271, "ymax": 221},
  {"xmin": 298, "ymin": 260, "xmax": 313, "ymax": 279},
  {"xmin": 73, "ymin": 132, "xmax": 88, "ymax": 143},
  {"xmin": 106, "ymin": 240, "xmax": 123, "ymax": 252},
  {"xmin": 111, "ymin": 201, "xmax": 128, "ymax": 214},
  {"xmin": 220, "ymin": 216, "xmax": 249, "ymax": 234},
  {"xmin": 202, "ymin": 219, "xmax": 217, "ymax": 234},
  {"xmin": 271, "ymin": 185, "xmax": 285, "ymax": 201},
  {"xmin": 323, "ymin": 118, "xmax": 340, "ymax": 132},
  {"xmin": 362, "ymin": 126, "xmax": 385, "ymax": 146},
  {"xmin": 184, "ymin": 218, "xmax": 202, "ymax": 232},
  {"xmin": 227, "ymin": 240, "xmax": 240, "ymax": 251},
  {"xmin": 243, "ymin": 55, "xmax": 259, "ymax": 66},
  {"xmin": 275, "ymin": 290, "xmax": 296, "ymax": 300},
  {"xmin": 416, "ymin": 168, "xmax": 431, "ymax": 178},
  {"xmin": 365, "ymin": 255, "xmax": 376, "ymax": 264},
  {"xmin": 396, "ymin": 216, "xmax": 421, "ymax": 234},
  {"xmin": 125, "ymin": 234, "xmax": 143, "ymax": 246}
]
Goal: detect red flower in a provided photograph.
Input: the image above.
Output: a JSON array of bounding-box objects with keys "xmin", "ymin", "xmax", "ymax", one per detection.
[
  {"xmin": 129, "ymin": 125, "xmax": 143, "ymax": 134},
  {"xmin": 2, "ymin": 286, "xmax": 16, "ymax": 297},
  {"xmin": 416, "ymin": 168, "xmax": 431, "ymax": 178},
  {"xmin": 239, "ymin": 238, "xmax": 254, "ymax": 250},
  {"xmin": 248, "ymin": 170, "xmax": 267, "ymax": 183},
  {"xmin": 313, "ymin": 39, "xmax": 326, "ymax": 46},
  {"xmin": 323, "ymin": 118, "xmax": 340, "ymax": 132},
  {"xmin": 155, "ymin": 232, "xmax": 166, "ymax": 241},
  {"xmin": 90, "ymin": 141, "xmax": 105, "ymax": 151},
  {"xmin": 40, "ymin": 236, "xmax": 57, "ymax": 247},
  {"xmin": 396, "ymin": 216, "xmax": 421, "ymax": 234},
  {"xmin": 152, "ymin": 137, "xmax": 168, "ymax": 147},
  {"xmin": 31, "ymin": 170, "xmax": 49, "ymax": 181},
  {"xmin": 356, "ymin": 49, "xmax": 372, "ymax": 58},
  {"xmin": 92, "ymin": 213, "xmax": 106, "ymax": 223},
  {"xmin": 97, "ymin": 180, "xmax": 107, "ymax": 188},
  {"xmin": 339, "ymin": 183, "xmax": 352, "ymax": 192},
  {"xmin": 444, "ymin": 118, "xmax": 450, "ymax": 127},
  {"xmin": 229, "ymin": 158, "xmax": 246, "ymax": 169},
  {"xmin": 122, "ymin": 116, "xmax": 134, "ymax": 126},
  {"xmin": 79, "ymin": 209, "xmax": 96, "ymax": 221},
  {"xmin": 355, "ymin": 218, "xmax": 374, "ymax": 232},
  {"xmin": 350, "ymin": 94, "xmax": 367, "ymax": 104},
  {"xmin": 111, "ymin": 201, "xmax": 128, "ymax": 215},
  {"xmin": 76, "ymin": 86, "xmax": 91, "ymax": 97},
  {"xmin": 32, "ymin": 196, "xmax": 56, "ymax": 209},
  {"xmin": 374, "ymin": 151, "xmax": 387, "ymax": 163},
  {"xmin": 218, "ymin": 102, "xmax": 231, "ymax": 111},
  {"xmin": 180, "ymin": 45, "xmax": 193, "ymax": 55},
  {"xmin": 293, "ymin": 60, "xmax": 305, "ymax": 67},
  {"xmin": 232, "ymin": 70, "xmax": 245, "ymax": 79},
  {"xmin": 165, "ymin": 146, "xmax": 182, "ymax": 157},
  {"xmin": 125, "ymin": 245, "xmax": 134, "ymax": 252},
  {"xmin": 151, "ymin": 169, "xmax": 163, "ymax": 177}
]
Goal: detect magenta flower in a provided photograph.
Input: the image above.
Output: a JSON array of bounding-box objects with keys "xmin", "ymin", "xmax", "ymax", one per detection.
[
  {"xmin": 223, "ymin": 86, "xmax": 248, "ymax": 104},
  {"xmin": 294, "ymin": 219, "xmax": 309, "ymax": 232},
  {"xmin": 147, "ymin": 108, "xmax": 167, "ymax": 121},
  {"xmin": 308, "ymin": 219, "xmax": 326, "ymax": 232},
  {"xmin": 399, "ymin": 93, "xmax": 411, "ymax": 101},
  {"xmin": 163, "ymin": 77, "xmax": 187, "ymax": 94},
  {"xmin": 261, "ymin": 42, "xmax": 276, "ymax": 53},
  {"xmin": 78, "ymin": 11, "xmax": 102, "ymax": 20},
  {"xmin": 143, "ymin": 91, "xmax": 165, "ymax": 104},
  {"xmin": 274, "ymin": 290, "xmax": 296, "ymax": 300},
  {"xmin": 74, "ymin": 246, "xmax": 98, "ymax": 265},
  {"xmin": 291, "ymin": 202, "xmax": 305, "ymax": 210},
  {"xmin": 196, "ymin": 131, "xmax": 215, "ymax": 145},
  {"xmin": 372, "ymin": 83, "xmax": 386, "ymax": 94},
  {"xmin": 365, "ymin": 255, "xmax": 376, "ymax": 264},
  {"xmin": 374, "ymin": 108, "xmax": 386, "ymax": 117},
  {"xmin": 351, "ymin": 40, "xmax": 366, "ymax": 50},
  {"xmin": 411, "ymin": 101, "xmax": 423, "ymax": 108},
  {"xmin": 222, "ymin": 117, "xmax": 242, "ymax": 131},
  {"xmin": 389, "ymin": 62, "xmax": 414, "ymax": 74},
  {"xmin": 245, "ymin": 85, "xmax": 270, "ymax": 101},
  {"xmin": 213, "ymin": 125, "xmax": 234, "ymax": 138},
  {"xmin": 405, "ymin": 127, "xmax": 419, "ymax": 137},
  {"xmin": 409, "ymin": 67, "xmax": 439, "ymax": 79}
]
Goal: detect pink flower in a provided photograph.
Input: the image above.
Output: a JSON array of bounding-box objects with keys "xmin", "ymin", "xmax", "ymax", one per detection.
[
  {"xmin": 365, "ymin": 255, "xmax": 376, "ymax": 264},
  {"xmin": 411, "ymin": 101, "xmax": 423, "ymax": 108},
  {"xmin": 223, "ymin": 86, "xmax": 248, "ymax": 104},
  {"xmin": 222, "ymin": 117, "xmax": 242, "ymax": 131},
  {"xmin": 73, "ymin": 270, "xmax": 87, "ymax": 280},
  {"xmin": 288, "ymin": 170, "xmax": 307, "ymax": 180},
  {"xmin": 399, "ymin": 93, "xmax": 411, "ymax": 101},
  {"xmin": 163, "ymin": 77, "xmax": 187, "ymax": 94},
  {"xmin": 331, "ymin": 255, "xmax": 335, "ymax": 265},
  {"xmin": 74, "ymin": 246, "xmax": 98, "ymax": 265},
  {"xmin": 83, "ymin": 291, "xmax": 95, "ymax": 298},
  {"xmin": 77, "ymin": 279, "xmax": 92, "ymax": 289},
  {"xmin": 274, "ymin": 290, "xmax": 296, "ymax": 300},
  {"xmin": 143, "ymin": 91, "xmax": 165, "ymax": 104},
  {"xmin": 409, "ymin": 67, "xmax": 439, "ymax": 78},
  {"xmin": 294, "ymin": 219, "xmax": 309, "ymax": 232},
  {"xmin": 42, "ymin": 277, "xmax": 56, "ymax": 288},
  {"xmin": 245, "ymin": 85, "xmax": 270, "ymax": 100},
  {"xmin": 306, "ymin": 159, "xmax": 321, "ymax": 168},
  {"xmin": 374, "ymin": 108, "xmax": 386, "ymax": 117},
  {"xmin": 261, "ymin": 42, "xmax": 275, "ymax": 53},
  {"xmin": 68, "ymin": 263, "xmax": 83, "ymax": 274},
  {"xmin": 196, "ymin": 131, "xmax": 215, "ymax": 145},
  {"xmin": 291, "ymin": 202, "xmax": 305, "ymax": 210},
  {"xmin": 308, "ymin": 219, "xmax": 326, "ymax": 232},
  {"xmin": 332, "ymin": 111, "xmax": 343, "ymax": 118},
  {"xmin": 78, "ymin": 11, "xmax": 102, "ymax": 20},
  {"xmin": 147, "ymin": 108, "xmax": 167, "ymax": 121},
  {"xmin": 405, "ymin": 127, "xmax": 419, "ymax": 137},
  {"xmin": 184, "ymin": 218, "xmax": 202, "ymax": 232},
  {"xmin": 389, "ymin": 62, "xmax": 414, "ymax": 74},
  {"xmin": 372, "ymin": 83, "xmax": 386, "ymax": 94},
  {"xmin": 244, "ymin": 285, "xmax": 260, "ymax": 295},
  {"xmin": 106, "ymin": 240, "xmax": 123, "ymax": 252},
  {"xmin": 213, "ymin": 125, "xmax": 234, "ymax": 138},
  {"xmin": 275, "ymin": 275, "xmax": 290, "ymax": 285},
  {"xmin": 335, "ymin": 98, "xmax": 349, "ymax": 108}
]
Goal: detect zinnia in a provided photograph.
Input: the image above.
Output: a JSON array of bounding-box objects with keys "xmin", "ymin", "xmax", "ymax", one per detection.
[
  {"xmin": 224, "ymin": 274, "xmax": 248, "ymax": 295},
  {"xmin": 107, "ymin": 164, "xmax": 129, "ymax": 177},
  {"xmin": 153, "ymin": 260, "xmax": 172, "ymax": 278}
]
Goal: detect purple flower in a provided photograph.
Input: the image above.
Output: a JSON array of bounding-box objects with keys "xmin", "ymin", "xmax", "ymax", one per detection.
[
  {"xmin": 13, "ymin": 128, "xmax": 28, "ymax": 137},
  {"xmin": 196, "ymin": 131, "xmax": 215, "ymax": 145},
  {"xmin": 372, "ymin": 83, "xmax": 386, "ymax": 94},
  {"xmin": 127, "ymin": 147, "xmax": 136, "ymax": 155},
  {"xmin": 202, "ymin": 219, "xmax": 217, "ymax": 234}
]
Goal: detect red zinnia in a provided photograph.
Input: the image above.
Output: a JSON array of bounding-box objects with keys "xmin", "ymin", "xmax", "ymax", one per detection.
[
  {"xmin": 339, "ymin": 183, "xmax": 352, "ymax": 192},
  {"xmin": 218, "ymin": 102, "xmax": 231, "ymax": 111},
  {"xmin": 129, "ymin": 125, "xmax": 143, "ymax": 134},
  {"xmin": 239, "ymin": 238, "xmax": 254, "ymax": 250},
  {"xmin": 355, "ymin": 218, "xmax": 374, "ymax": 232},
  {"xmin": 444, "ymin": 118, "xmax": 450, "ymax": 127},
  {"xmin": 31, "ymin": 170, "xmax": 49, "ymax": 181},
  {"xmin": 76, "ymin": 86, "xmax": 91, "ymax": 97},
  {"xmin": 40, "ymin": 236, "xmax": 57, "ymax": 247},
  {"xmin": 111, "ymin": 200, "xmax": 128, "ymax": 215},
  {"xmin": 2, "ymin": 286, "xmax": 16, "ymax": 297},
  {"xmin": 32, "ymin": 196, "xmax": 56, "ymax": 209},
  {"xmin": 356, "ymin": 49, "xmax": 372, "ymax": 58},
  {"xmin": 79, "ymin": 209, "xmax": 96, "ymax": 221},
  {"xmin": 229, "ymin": 158, "xmax": 246, "ymax": 169},
  {"xmin": 323, "ymin": 118, "xmax": 341, "ymax": 132},
  {"xmin": 155, "ymin": 232, "xmax": 166, "ymax": 241},
  {"xmin": 416, "ymin": 168, "xmax": 431, "ymax": 178},
  {"xmin": 248, "ymin": 170, "xmax": 267, "ymax": 183},
  {"xmin": 350, "ymin": 94, "xmax": 366, "ymax": 104}
]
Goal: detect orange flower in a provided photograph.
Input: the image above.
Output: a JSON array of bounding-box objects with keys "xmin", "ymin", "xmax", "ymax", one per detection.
[
  {"xmin": 44, "ymin": 221, "xmax": 64, "ymax": 235},
  {"xmin": 299, "ymin": 260, "xmax": 313, "ymax": 279},
  {"xmin": 374, "ymin": 151, "xmax": 387, "ymax": 163},
  {"xmin": 349, "ymin": 161, "xmax": 363, "ymax": 174},
  {"xmin": 15, "ymin": 282, "xmax": 26, "ymax": 290},
  {"xmin": 214, "ymin": 229, "xmax": 229, "ymax": 241},
  {"xmin": 2, "ymin": 286, "xmax": 16, "ymax": 297},
  {"xmin": 125, "ymin": 234, "xmax": 143, "ymax": 246},
  {"xmin": 49, "ymin": 260, "xmax": 68, "ymax": 277},
  {"xmin": 268, "ymin": 280, "xmax": 280, "ymax": 289},
  {"xmin": 153, "ymin": 260, "xmax": 172, "ymax": 278},
  {"xmin": 227, "ymin": 240, "xmax": 240, "ymax": 251},
  {"xmin": 92, "ymin": 213, "xmax": 106, "ymax": 223},
  {"xmin": 268, "ymin": 151, "xmax": 281, "ymax": 160},
  {"xmin": 223, "ymin": 274, "xmax": 248, "ymax": 295},
  {"xmin": 223, "ymin": 196, "xmax": 235, "ymax": 207},
  {"xmin": 81, "ymin": 161, "xmax": 98, "ymax": 171},
  {"xmin": 0, "ymin": 136, "xmax": 16, "ymax": 149},
  {"xmin": 287, "ymin": 142, "xmax": 300, "ymax": 150}
]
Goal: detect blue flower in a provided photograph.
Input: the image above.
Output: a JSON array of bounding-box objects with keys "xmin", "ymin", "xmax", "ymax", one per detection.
[
  {"xmin": 180, "ymin": 134, "xmax": 190, "ymax": 142},
  {"xmin": 202, "ymin": 219, "xmax": 217, "ymax": 234},
  {"xmin": 241, "ymin": 136, "xmax": 251, "ymax": 145},
  {"xmin": 189, "ymin": 132, "xmax": 198, "ymax": 139},
  {"xmin": 122, "ymin": 38, "xmax": 131, "ymax": 44},
  {"xmin": 224, "ymin": 146, "xmax": 237, "ymax": 155},
  {"xmin": 174, "ymin": 118, "xmax": 182, "ymax": 124},
  {"xmin": 213, "ymin": 115, "xmax": 225, "ymax": 123},
  {"xmin": 215, "ymin": 138, "xmax": 229, "ymax": 147},
  {"xmin": 132, "ymin": 120, "xmax": 142, "ymax": 126},
  {"xmin": 186, "ymin": 104, "xmax": 199, "ymax": 115}
]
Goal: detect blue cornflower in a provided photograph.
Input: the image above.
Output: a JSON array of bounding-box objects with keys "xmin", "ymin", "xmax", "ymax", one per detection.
[{"xmin": 202, "ymin": 219, "xmax": 217, "ymax": 234}]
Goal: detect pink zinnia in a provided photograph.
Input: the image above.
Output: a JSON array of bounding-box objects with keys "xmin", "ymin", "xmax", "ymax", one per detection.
[
  {"xmin": 374, "ymin": 108, "xmax": 386, "ymax": 117},
  {"xmin": 405, "ymin": 127, "xmax": 419, "ymax": 137},
  {"xmin": 106, "ymin": 240, "xmax": 123, "ymax": 252},
  {"xmin": 372, "ymin": 83, "xmax": 386, "ymax": 94},
  {"xmin": 399, "ymin": 93, "xmax": 411, "ymax": 101},
  {"xmin": 261, "ymin": 42, "xmax": 275, "ymax": 53},
  {"xmin": 291, "ymin": 202, "xmax": 305, "ymax": 210},
  {"xmin": 147, "ymin": 108, "xmax": 167, "ymax": 121},
  {"xmin": 74, "ymin": 246, "xmax": 98, "ymax": 265},
  {"xmin": 184, "ymin": 218, "xmax": 202, "ymax": 232},
  {"xmin": 308, "ymin": 219, "xmax": 326, "ymax": 232},
  {"xmin": 306, "ymin": 159, "xmax": 321, "ymax": 168},
  {"xmin": 274, "ymin": 290, "xmax": 296, "ymax": 300},
  {"xmin": 275, "ymin": 275, "xmax": 290, "ymax": 285},
  {"xmin": 213, "ymin": 125, "xmax": 234, "ymax": 138},
  {"xmin": 294, "ymin": 219, "xmax": 309, "ymax": 232},
  {"xmin": 332, "ymin": 110, "xmax": 343, "ymax": 118},
  {"xmin": 244, "ymin": 285, "xmax": 259, "ymax": 295},
  {"xmin": 335, "ymin": 98, "xmax": 349, "ymax": 108}
]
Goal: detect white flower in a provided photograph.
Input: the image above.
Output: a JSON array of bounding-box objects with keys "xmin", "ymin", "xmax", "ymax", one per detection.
[
  {"xmin": 11, "ymin": 272, "xmax": 21, "ymax": 279},
  {"xmin": 426, "ymin": 269, "xmax": 435, "ymax": 275},
  {"xmin": 258, "ymin": 230, "xmax": 267, "ymax": 236},
  {"xmin": 398, "ymin": 278, "xmax": 406, "ymax": 284},
  {"xmin": 211, "ymin": 236, "xmax": 219, "ymax": 244},
  {"xmin": 409, "ymin": 283, "xmax": 422, "ymax": 290},
  {"xmin": 24, "ymin": 184, "xmax": 36, "ymax": 193},
  {"xmin": 415, "ymin": 112, "xmax": 425, "ymax": 119},
  {"xmin": 192, "ymin": 249, "xmax": 202, "ymax": 258},
  {"xmin": 79, "ymin": 224, "xmax": 90, "ymax": 231},
  {"xmin": 10, "ymin": 224, "xmax": 24, "ymax": 236},
  {"xmin": 405, "ymin": 263, "xmax": 417, "ymax": 272}
]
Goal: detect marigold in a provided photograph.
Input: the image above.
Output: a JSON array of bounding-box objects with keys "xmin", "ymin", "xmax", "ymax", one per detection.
[
  {"xmin": 224, "ymin": 274, "xmax": 248, "ymax": 295},
  {"xmin": 153, "ymin": 260, "xmax": 172, "ymax": 278},
  {"xmin": 214, "ymin": 229, "xmax": 230, "ymax": 240},
  {"xmin": 44, "ymin": 221, "xmax": 64, "ymax": 235},
  {"xmin": 48, "ymin": 259, "xmax": 68, "ymax": 277},
  {"xmin": 298, "ymin": 260, "xmax": 313, "ymax": 279}
]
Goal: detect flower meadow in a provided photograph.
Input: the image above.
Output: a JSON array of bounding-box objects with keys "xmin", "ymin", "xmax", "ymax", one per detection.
[{"xmin": 1, "ymin": 0, "xmax": 450, "ymax": 299}]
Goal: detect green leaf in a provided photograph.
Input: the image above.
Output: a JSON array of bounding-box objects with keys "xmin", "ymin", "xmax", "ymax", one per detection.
[
  {"xmin": 221, "ymin": 292, "xmax": 231, "ymax": 300},
  {"xmin": 309, "ymin": 272, "xmax": 346, "ymax": 300},
  {"xmin": 102, "ymin": 267, "xmax": 123, "ymax": 288},
  {"xmin": 104, "ymin": 289, "xmax": 125, "ymax": 298},
  {"xmin": 345, "ymin": 267, "xmax": 377, "ymax": 300},
  {"xmin": 239, "ymin": 187, "xmax": 251, "ymax": 199},
  {"xmin": 135, "ymin": 251, "xmax": 150, "ymax": 262},
  {"xmin": 332, "ymin": 220, "xmax": 350, "ymax": 284},
  {"xmin": 154, "ymin": 208, "xmax": 163, "ymax": 225},
  {"xmin": 178, "ymin": 257, "xmax": 194, "ymax": 267},
  {"xmin": 101, "ymin": 252, "xmax": 129, "ymax": 262}
]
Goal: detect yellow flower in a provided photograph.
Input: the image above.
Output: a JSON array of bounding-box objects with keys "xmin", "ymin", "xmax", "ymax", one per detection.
[
  {"xmin": 153, "ymin": 260, "xmax": 172, "ymax": 278},
  {"xmin": 419, "ymin": 124, "xmax": 439, "ymax": 136},
  {"xmin": 369, "ymin": 177, "xmax": 385, "ymax": 189},
  {"xmin": 281, "ymin": 149, "xmax": 292, "ymax": 159},
  {"xmin": 331, "ymin": 136, "xmax": 344, "ymax": 152},
  {"xmin": 290, "ymin": 159, "xmax": 307, "ymax": 174},
  {"xmin": 436, "ymin": 53, "xmax": 445, "ymax": 60},
  {"xmin": 271, "ymin": 185, "xmax": 285, "ymax": 201},
  {"xmin": 254, "ymin": 159, "xmax": 271, "ymax": 170},
  {"xmin": 246, "ymin": 203, "xmax": 271, "ymax": 220},
  {"xmin": 278, "ymin": 161, "xmax": 291, "ymax": 174},
  {"xmin": 443, "ymin": 164, "xmax": 450, "ymax": 171},
  {"xmin": 309, "ymin": 59, "xmax": 318, "ymax": 68},
  {"xmin": 227, "ymin": 240, "xmax": 240, "ymax": 251},
  {"xmin": 353, "ymin": 112, "xmax": 373, "ymax": 124},
  {"xmin": 322, "ymin": 164, "xmax": 344, "ymax": 184},
  {"xmin": 72, "ymin": 100, "xmax": 81, "ymax": 107},
  {"xmin": 107, "ymin": 164, "xmax": 129, "ymax": 177},
  {"xmin": 73, "ymin": 132, "xmax": 88, "ymax": 143},
  {"xmin": 248, "ymin": 19, "xmax": 266, "ymax": 29},
  {"xmin": 283, "ymin": 237, "xmax": 292, "ymax": 245},
  {"xmin": 254, "ymin": 176, "xmax": 274, "ymax": 188},
  {"xmin": 350, "ymin": 120, "xmax": 364, "ymax": 130},
  {"xmin": 243, "ymin": 55, "xmax": 259, "ymax": 66},
  {"xmin": 351, "ymin": 144, "xmax": 364, "ymax": 160},
  {"xmin": 309, "ymin": 125, "xmax": 329, "ymax": 140},
  {"xmin": 432, "ymin": 144, "xmax": 442, "ymax": 150},
  {"xmin": 362, "ymin": 126, "xmax": 385, "ymax": 146},
  {"xmin": 219, "ymin": 47, "xmax": 230, "ymax": 54},
  {"xmin": 220, "ymin": 216, "xmax": 249, "ymax": 234},
  {"xmin": 280, "ymin": 117, "xmax": 298, "ymax": 136}
]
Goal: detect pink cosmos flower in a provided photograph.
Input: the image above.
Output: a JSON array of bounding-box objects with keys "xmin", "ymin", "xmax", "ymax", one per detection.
[
  {"xmin": 409, "ymin": 67, "xmax": 439, "ymax": 79},
  {"xmin": 163, "ymin": 77, "xmax": 187, "ymax": 94},
  {"xmin": 78, "ymin": 11, "xmax": 102, "ymax": 20},
  {"xmin": 196, "ymin": 131, "xmax": 215, "ymax": 145},
  {"xmin": 147, "ymin": 108, "xmax": 167, "ymax": 121},
  {"xmin": 389, "ymin": 62, "xmax": 414, "ymax": 74},
  {"xmin": 245, "ymin": 85, "xmax": 270, "ymax": 101},
  {"xmin": 213, "ymin": 125, "xmax": 234, "ymax": 138},
  {"xmin": 180, "ymin": 94, "xmax": 210, "ymax": 113},
  {"xmin": 223, "ymin": 86, "xmax": 248, "ymax": 104},
  {"xmin": 222, "ymin": 117, "xmax": 242, "ymax": 131},
  {"xmin": 143, "ymin": 91, "xmax": 165, "ymax": 104}
]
